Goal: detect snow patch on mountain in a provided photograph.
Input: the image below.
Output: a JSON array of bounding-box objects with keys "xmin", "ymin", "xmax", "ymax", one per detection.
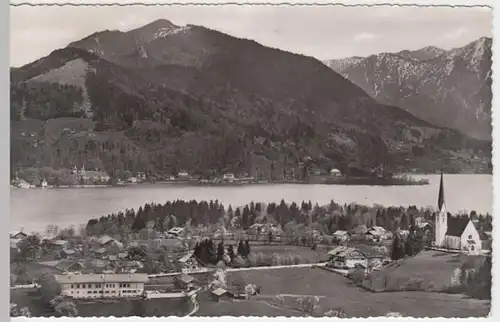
[{"xmin": 153, "ymin": 25, "xmax": 192, "ymax": 40}]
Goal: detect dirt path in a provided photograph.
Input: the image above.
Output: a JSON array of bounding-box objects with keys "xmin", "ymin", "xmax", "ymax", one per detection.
[{"xmin": 149, "ymin": 262, "xmax": 327, "ymax": 279}]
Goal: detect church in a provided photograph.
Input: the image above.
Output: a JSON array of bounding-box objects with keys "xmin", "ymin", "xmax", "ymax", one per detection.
[{"xmin": 434, "ymin": 172, "xmax": 483, "ymax": 255}]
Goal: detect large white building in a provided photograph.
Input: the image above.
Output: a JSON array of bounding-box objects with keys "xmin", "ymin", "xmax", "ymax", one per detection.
[
  {"xmin": 54, "ymin": 273, "xmax": 148, "ymax": 299},
  {"xmin": 434, "ymin": 173, "xmax": 482, "ymax": 254}
]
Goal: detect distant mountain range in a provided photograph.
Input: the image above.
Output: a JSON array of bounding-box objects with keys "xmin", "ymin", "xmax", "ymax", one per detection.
[
  {"xmin": 324, "ymin": 37, "xmax": 492, "ymax": 140},
  {"xmin": 10, "ymin": 19, "xmax": 491, "ymax": 179}
]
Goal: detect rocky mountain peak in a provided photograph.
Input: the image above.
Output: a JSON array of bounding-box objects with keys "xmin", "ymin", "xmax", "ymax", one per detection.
[{"xmin": 323, "ymin": 37, "xmax": 492, "ymax": 140}]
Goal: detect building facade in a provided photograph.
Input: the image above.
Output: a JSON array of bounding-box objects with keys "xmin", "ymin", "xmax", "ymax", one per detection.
[
  {"xmin": 54, "ymin": 273, "xmax": 148, "ymax": 299},
  {"xmin": 328, "ymin": 246, "xmax": 368, "ymax": 269},
  {"xmin": 434, "ymin": 173, "xmax": 482, "ymax": 254}
]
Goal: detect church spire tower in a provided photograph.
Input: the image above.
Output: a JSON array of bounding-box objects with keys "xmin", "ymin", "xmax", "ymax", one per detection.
[
  {"xmin": 435, "ymin": 169, "xmax": 448, "ymax": 247},
  {"xmin": 438, "ymin": 170, "xmax": 445, "ymax": 211}
]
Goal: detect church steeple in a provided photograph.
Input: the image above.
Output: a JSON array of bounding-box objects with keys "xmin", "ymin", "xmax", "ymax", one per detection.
[
  {"xmin": 438, "ymin": 169, "xmax": 445, "ymax": 212},
  {"xmin": 435, "ymin": 169, "xmax": 448, "ymax": 248}
]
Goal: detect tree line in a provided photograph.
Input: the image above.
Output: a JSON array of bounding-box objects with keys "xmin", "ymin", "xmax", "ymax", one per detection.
[{"xmin": 84, "ymin": 199, "xmax": 492, "ymax": 246}]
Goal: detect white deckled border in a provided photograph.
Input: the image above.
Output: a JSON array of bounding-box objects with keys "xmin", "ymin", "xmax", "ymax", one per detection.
[{"xmin": 4, "ymin": 0, "xmax": 498, "ymax": 322}]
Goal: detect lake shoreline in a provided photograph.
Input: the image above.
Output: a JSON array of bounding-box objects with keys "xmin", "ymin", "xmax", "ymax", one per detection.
[
  {"xmin": 10, "ymin": 174, "xmax": 493, "ymax": 233},
  {"xmin": 11, "ymin": 178, "xmax": 431, "ymax": 190}
]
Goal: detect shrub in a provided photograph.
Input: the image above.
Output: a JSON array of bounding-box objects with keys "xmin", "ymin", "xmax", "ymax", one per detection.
[
  {"xmin": 299, "ymin": 296, "xmax": 319, "ymax": 315},
  {"xmin": 324, "ymin": 308, "xmax": 347, "ymax": 318},
  {"xmin": 247, "ymin": 253, "xmax": 258, "ymax": 267},
  {"xmin": 39, "ymin": 273, "xmax": 61, "ymax": 305},
  {"xmin": 403, "ymin": 277, "xmax": 425, "ymax": 291},
  {"xmin": 271, "ymin": 253, "xmax": 281, "ymax": 266},
  {"xmin": 231, "ymin": 255, "xmax": 247, "ymax": 268},
  {"xmin": 216, "ymin": 260, "xmax": 226, "ymax": 270},
  {"xmin": 258, "ymin": 252, "xmax": 272, "ymax": 266},
  {"xmin": 51, "ymin": 296, "xmax": 78, "ymax": 317}
]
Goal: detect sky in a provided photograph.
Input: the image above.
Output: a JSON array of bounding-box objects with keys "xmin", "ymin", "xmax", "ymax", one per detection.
[{"xmin": 10, "ymin": 5, "xmax": 492, "ymax": 67}]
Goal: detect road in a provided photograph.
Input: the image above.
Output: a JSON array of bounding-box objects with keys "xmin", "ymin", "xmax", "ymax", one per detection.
[{"xmin": 148, "ymin": 262, "xmax": 327, "ymax": 279}]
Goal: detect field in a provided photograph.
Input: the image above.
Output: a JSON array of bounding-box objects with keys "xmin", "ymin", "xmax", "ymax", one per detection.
[
  {"xmin": 222, "ymin": 266, "xmax": 490, "ymax": 317},
  {"xmin": 196, "ymin": 299, "xmax": 303, "ymax": 317},
  {"xmin": 11, "ymin": 288, "xmax": 192, "ymax": 317},
  {"xmin": 244, "ymin": 244, "xmax": 329, "ymax": 263},
  {"xmin": 11, "ymin": 289, "xmax": 52, "ymax": 317},
  {"xmin": 367, "ymin": 250, "xmax": 473, "ymax": 291},
  {"xmin": 11, "ymin": 261, "xmax": 60, "ymax": 284},
  {"xmin": 76, "ymin": 297, "xmax": 191, "ymax": 317}
]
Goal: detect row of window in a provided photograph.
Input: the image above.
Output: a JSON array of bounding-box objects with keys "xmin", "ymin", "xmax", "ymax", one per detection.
[
  {"xmin": 70, "ymin": 283, "xmax": 134, "ymax": 289},
  {"xmin": 71, "ymin": 290, "xmax": 141, "ymax": 295}
]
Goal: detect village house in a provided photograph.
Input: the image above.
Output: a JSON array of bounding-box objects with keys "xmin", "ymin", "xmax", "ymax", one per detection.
[
  {"xmin": 175, "ymin": 273, "xmax": 197, "ymax": 291},
  {"xmin": 333, "ymin": 230, "xmax": 350, "ymax": 242},
  {"xmin": 177, "ymin": 251, "xmax": 203, "ymax": 273},
  {"xmin": 98, "ymin": 235, "xmax": 124, "ymax": 249},
  {"xmin": 92, "ymin": 247, "xmax": 108, "ymax": 258},
  {"xmin": 177, "ymin": 170, "xmax": 189, "ymax": 179},
  {"xmin": 328, "ymin": 246, "xmax": 368, "ymax": 269},
  {"xmin": 54, "ymin": 273, "xmax": 148, "ymax": 299},
  {"xmin": 222, "ymin": 173, "xmax": 235, "ymax": 182},
  {"xmin": 355, "ymin": 244, "xmax": 389, "ymax": 268},
  {"xmin": 10, "ymin": 238, "xmax": 23, "ymax": 253},
  {"xmin": 57, "ymin": 248, "xmax": 77, "ymax": 259},
  {"xmin": 10, "ymin": 231, "xmax": 28, "ymax": 239},
  {"xmin": 365, "ymin": 226, "xmax": 391, "ymax": 241},
  {"xmin": 52, "ymin": 240, "xmax": 69, "ymax": 251},
  {"xmin": 167, "ymin": 227, "xmax": 185, "ymax": 238},
  {"xmin": 210, "ymin": 288, "xmax": 234, "ymax": 302},
  {"xmin": 72, "ymin": 165, "xmax": 110, "ymax": 184},
  {"xmin": 330, "ymin": 168, "xmax": 343, "ymax": 177},
  {"xmin": 417, "ymin": 221, "xmax": 433, "ymax": 234}
]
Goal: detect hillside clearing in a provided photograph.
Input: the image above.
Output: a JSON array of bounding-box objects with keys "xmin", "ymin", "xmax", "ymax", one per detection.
[{"xmin": 226, "ymin": 266, "xmax": 489, "ymax": 317}]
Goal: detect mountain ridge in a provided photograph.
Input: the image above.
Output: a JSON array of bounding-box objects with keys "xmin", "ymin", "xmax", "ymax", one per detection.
[
  {"xmin": 324, "ymin": 37, "xmax": 492, "ymax": 140},
  {"xmin": 10, "ymin": 20, "xmax": 492, "ymax": 180}
]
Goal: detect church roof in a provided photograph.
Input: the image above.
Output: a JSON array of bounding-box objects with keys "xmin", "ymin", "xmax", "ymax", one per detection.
[
  {"xmin": 471, "ymin": 221, "xmax": 490, "ymax": 240},
  {"xmin": 445, "ymin": 218, "xmax": 470, "ymax": 237}
]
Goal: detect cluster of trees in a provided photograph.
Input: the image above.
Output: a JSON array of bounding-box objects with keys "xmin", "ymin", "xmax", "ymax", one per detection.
[
  {"xmin": 193, "ymin": 238, "xmax": 251, "ymax": 266},
  {"xmin": 390, "ymin": 227, "xmax": 427, "ymax": 260},
  {"xmin": 34, "ymin": 272, "xmax": 78, "ymax": 316},
  {"xmin": 85, "ymin": 199, "xmax": 492, "ymax": 248},
  {"xmin": 450, "ymin": 256, "xmax": 492, "ymax": 300},
  {"xmin": 10, "ymin": 82, "xmax": 85, "ymax": 121}
]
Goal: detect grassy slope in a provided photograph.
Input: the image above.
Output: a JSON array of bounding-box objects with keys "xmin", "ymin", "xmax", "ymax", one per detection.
[
  {"xmin": 368, "ymin": 250, "xmax": 464, "ymax": 291},
  {"xmin": 224, "ymin": 266, "xmax": 489, "ymax": 317}
]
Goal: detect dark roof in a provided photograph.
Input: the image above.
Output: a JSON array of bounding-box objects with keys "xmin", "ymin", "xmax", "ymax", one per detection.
[
  {"xmin": 445, "ymin": 218, "xmax": 469, "ymax": 237},
  {"xmin": 471, "ymin": 221, "xmax": 490, "ymax": 240},
  {"xmin": 354, "ymin": 244, "xmax": 385, "ymax": 258},
  {"xmin": 56, "ymin": 260, "xmax": 83, "ymax": 272}
]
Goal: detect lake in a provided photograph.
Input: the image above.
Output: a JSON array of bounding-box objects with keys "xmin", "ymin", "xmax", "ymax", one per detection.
[{"xmin": 10, "ymin": 174, "xmax": 493, "ymax": 233}]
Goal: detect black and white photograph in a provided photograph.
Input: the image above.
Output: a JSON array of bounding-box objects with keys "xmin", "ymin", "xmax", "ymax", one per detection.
[{"xmin": 9, "ymin": 2, "xmax": 493, "ymax": 318}]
